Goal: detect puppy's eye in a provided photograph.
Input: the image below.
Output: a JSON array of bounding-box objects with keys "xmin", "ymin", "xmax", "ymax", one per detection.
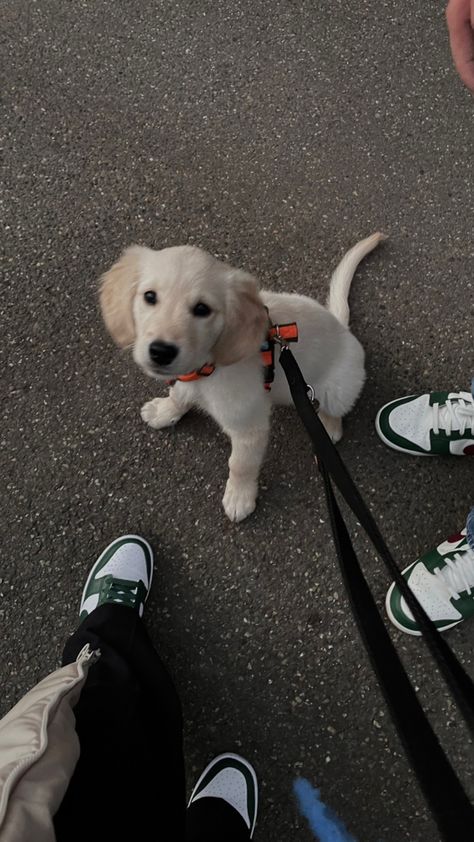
[
  {"xmin": 144, "ymin": 291, "xmax": 157, "ymax": 305},
  {"xmin": 192, "ymin": 302, "xmax": 212, "ymax": 317}
]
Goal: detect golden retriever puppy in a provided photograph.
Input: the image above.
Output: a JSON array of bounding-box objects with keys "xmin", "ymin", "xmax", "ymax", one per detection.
[{"xmin": 100, "ymin": 233, "xmax": 385, "ymax": 522}]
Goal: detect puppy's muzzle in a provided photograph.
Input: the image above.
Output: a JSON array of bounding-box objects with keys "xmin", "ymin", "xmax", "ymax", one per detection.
[{"xmin": 149, "ymin": 341, "xmax": 179, "ymax": 367}]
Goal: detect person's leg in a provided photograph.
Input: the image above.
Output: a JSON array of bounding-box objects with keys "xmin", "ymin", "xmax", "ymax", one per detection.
[
  {"xmin": 186, "ymin": 754, "xmax": 258, "ymax": 841},
  {"xmin": 54, "ymin": 536, "xmax": 185, "ymax": 842},
  {"xmin": 466, "ymin": 506, "xmax": 474, "ymax": 551},
  {"xmin": 375, "ymin": 388, "xmax": 474, "ymax": 633}
]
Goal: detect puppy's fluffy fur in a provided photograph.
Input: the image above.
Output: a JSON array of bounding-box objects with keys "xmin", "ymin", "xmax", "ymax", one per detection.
[{"xmin": 100, "ymin": 233, "xmax": 385, "ymax": 521}]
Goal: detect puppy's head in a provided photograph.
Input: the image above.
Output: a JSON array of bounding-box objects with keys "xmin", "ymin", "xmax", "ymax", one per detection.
[{"xmin": 99, "ymin": 245, "xmax": 268, "ymax": 379}]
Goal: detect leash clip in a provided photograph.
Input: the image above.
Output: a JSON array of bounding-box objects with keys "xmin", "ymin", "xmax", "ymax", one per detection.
[
  {"xmin": 268, "ymin": 321, "xmax": 299, "ymax": 349},
  {"xmin": 306, "ymin": 384, "xmax": 319, "ymax": 410},
  {"xmin": 272, "ymin": 325, "xmax": 286, "ymax": 348}
]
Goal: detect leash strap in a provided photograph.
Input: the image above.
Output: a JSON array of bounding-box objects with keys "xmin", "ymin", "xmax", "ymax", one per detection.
[{"xmin": 279, "ymin": 346, "xmax": 474, "ymax": 840}]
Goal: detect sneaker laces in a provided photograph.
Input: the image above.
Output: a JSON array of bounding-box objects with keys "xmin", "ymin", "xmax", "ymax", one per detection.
[
  {"xmin": 99, "ymin": 575, "xmax": 146, "ymax": 609},
  {"xmin": 432, "ymin": 393, "xmax": 474, "ymax": 436},
  {"xmin": 434, "ymin": 546, "xmax": 474, "ymax": 600}
]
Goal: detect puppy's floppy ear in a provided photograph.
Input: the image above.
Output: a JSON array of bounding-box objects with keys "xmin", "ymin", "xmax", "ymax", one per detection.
[
  {"xmin": 99, "ymin": 246, "xmax": 144, "ymax": 348},
  {"xmin": 212, "ymin": 269, "xmax": 268, "ymax": 366}
]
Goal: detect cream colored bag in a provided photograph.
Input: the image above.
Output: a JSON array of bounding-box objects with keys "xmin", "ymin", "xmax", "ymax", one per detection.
[{"xmin": 0, "ymin": 645, "xmax": 99, "ymax": 842}]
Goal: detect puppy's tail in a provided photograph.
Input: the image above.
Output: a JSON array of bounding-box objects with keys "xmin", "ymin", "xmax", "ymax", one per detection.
[{"xmin": 327, "ymin": 232, "xmax": 387, "ymax": 327}]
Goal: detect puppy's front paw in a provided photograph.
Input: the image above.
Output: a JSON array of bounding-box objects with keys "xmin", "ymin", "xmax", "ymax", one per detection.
[
  {"xmin": 223, "ymin": 479, "xmax": 257, "ymax": 523},
  {"xmin": 140, "ymin": 397, "xmax": 183, "ymax": 430}
]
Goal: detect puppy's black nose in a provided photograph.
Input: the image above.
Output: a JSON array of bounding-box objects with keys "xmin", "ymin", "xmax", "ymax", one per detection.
[{"xmin": 149, "ymin": 341, "xmax": 179, "ymax": 366}]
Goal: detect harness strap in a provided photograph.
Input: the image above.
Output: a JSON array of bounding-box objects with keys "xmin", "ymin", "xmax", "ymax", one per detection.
[{"xmin": 261, "ymin": 321, "xmax": 299, "ymax": 390}]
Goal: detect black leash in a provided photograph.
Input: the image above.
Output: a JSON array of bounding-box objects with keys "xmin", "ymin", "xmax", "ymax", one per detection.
[{"xmin": 279, "ymin": 346, "xmax": 474, "ymax": 841}]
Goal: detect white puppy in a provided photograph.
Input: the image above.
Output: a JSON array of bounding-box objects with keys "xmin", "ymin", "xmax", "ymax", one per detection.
[{"xmin": 100, "ymin": 233, "xmax": 385, "ymax": 522}]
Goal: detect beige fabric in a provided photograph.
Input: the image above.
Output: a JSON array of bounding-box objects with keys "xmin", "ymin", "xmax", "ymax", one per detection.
[{"xmin": 0, "ymin": 645, "xmax": 99, "ymax": 842}]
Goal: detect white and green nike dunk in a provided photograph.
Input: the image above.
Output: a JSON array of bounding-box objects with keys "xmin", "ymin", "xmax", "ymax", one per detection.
[
  {"xmin": 79, "ymin": 535, "xmax": 153, "ymax": 622},
  {"xmin": 386, "ymin": 529, "xmax": 474, "ymax": 634},
  {"xmin": 188, "ymin": 753, "xmax": 258, "ymax": 838},
  {"xmin": 375, "ymin": 390, "xmax": 474, "ymax": 455}
]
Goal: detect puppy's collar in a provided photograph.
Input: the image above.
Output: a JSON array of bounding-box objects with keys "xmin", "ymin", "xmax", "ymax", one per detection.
[
  {"xmin": 167, "ymin": 318, "xmax": 298, "ymax": 390},
  {"xmin": 167, "ymin": 363, "xmax": 215, "ymax": 386}
]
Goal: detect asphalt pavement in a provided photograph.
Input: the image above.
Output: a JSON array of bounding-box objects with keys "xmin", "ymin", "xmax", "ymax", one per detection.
[{"xmin": 1, "ymin": 1, "xmax": 474, "ymax": 839}]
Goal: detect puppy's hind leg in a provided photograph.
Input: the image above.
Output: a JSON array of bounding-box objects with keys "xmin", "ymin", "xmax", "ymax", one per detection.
[
  {"xmin": 141, "ymin": 382, "xmax": 192, "ymax": 430},
  {"xmin": 316, "ymin": 332, "xmax": 366, "ymax": 444},
  {"xmin": 318, "ymin": 410, "xmax": 343, "ymax": 444}
]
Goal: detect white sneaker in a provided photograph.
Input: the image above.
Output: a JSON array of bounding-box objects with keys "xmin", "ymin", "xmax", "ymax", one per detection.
[
  {"xmin": 79, "ymin": 535, "xmax": 153, "ymax": 621},
  {"xmin": 386, "ymin": 529, "xmax": 474, "ymax": 635},
  {"xmin": 375, "ymin": 390, "xmax": 474, "ymax": 455},
  {"xmin": 188, "ymin": 753, "xmax": 258, "ymax": 838}
]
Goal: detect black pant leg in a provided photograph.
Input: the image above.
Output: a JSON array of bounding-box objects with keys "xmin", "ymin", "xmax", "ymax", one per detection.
[{"xmin": 54, "ymin": 604, "xmax": 186, "ymax": 842}]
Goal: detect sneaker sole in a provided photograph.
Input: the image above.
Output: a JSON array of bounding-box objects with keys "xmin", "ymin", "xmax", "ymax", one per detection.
[
  {"xmin": 80, "ymin": 534, "xmax": 154, "ymax": 617},
  {"xmin": 385, "ymin": 581, "xmax": 462, "ymax": 636},
  {"xmin": 188, "ymin": 752, "xmax": 258, "ymax": 838},
  {"xmin": 375, "ymin": 409, "xmax": 432, "ymax": 456}
]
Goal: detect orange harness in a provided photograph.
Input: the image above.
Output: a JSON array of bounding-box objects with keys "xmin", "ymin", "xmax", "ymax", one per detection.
[
  {"xmin": 260, "ymin": 321, "xmax": 298, "ymax": 390},
  {"xmin": 168, "ymin": 319, "xmax": 298, "ymax": 390}
]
